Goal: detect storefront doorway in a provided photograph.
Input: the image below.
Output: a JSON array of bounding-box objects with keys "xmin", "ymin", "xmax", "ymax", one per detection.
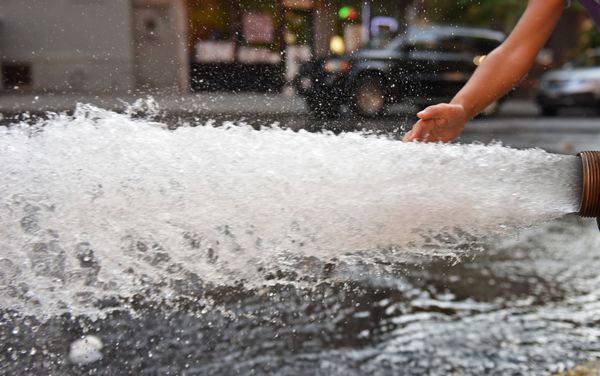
[
  {"xmin": 283, "ymin": 7, "xmax": 314, "ymax": 83},
  {"xmin": 188, "ymin": 0, "xmax": 283, "ymax": 92},
  {"xmin": 187, "ymin": 0, "xmax": 316, "ymax": 92}
]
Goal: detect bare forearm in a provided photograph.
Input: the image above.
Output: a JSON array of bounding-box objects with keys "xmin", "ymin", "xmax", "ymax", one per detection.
[
  {"xmin": 450, "ymin": 45, "xmax": 537, "ymax": 118},
  {"xmin": 404, "ymin": 0, "xmax": 565, "ymax": 143},
  {"xmin": 451, "ymin": 0, "xmax": 564, "ymax": 119}
]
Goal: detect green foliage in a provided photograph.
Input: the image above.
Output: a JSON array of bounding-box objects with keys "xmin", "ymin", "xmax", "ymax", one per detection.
[
  {"xmin": 581, "ymin": 21, "xmax": 600, "ymax": 48},
  {"xmin": 421, "ymin": 0, "xmax": 599, "ymax": 49},
  {"xmin": 420, "ymin": 0, "xmax": 526, "ymax": 32}
]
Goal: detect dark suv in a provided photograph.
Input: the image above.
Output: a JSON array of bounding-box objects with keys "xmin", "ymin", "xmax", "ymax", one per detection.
[{"xmin": 294, "ymin": 25, "xmax": 506, "ymax": 117}]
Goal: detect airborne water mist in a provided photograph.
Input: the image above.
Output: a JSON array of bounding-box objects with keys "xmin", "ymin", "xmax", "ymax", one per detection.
[{"xmin": 0, "ymin": 104, "xmax": 581, "ymax": 317}]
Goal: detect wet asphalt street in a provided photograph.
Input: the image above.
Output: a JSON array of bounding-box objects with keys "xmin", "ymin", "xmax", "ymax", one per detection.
[{"xmin": 2, "ymin": 217, "xmax": 600, "ymax": 375}]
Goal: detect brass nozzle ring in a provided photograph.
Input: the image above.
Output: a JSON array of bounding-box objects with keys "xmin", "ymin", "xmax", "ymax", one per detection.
[{"xmin": 577, "ymin": 151, "xmax": 600, "ymax": 229}]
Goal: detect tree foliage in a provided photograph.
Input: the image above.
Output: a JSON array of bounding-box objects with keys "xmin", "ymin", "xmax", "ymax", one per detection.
[
  {"xmin": 420, "ymin": 0, "xmax": 599, "ymax": 48},
  {"xmin": 420, "ymin": 0, "xmax": 526, "ymax": 32}
]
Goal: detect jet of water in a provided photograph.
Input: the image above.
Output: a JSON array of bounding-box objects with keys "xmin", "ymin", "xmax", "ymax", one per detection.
[{"xmin": 0, "ymin": 103, "xmax": 581, "ymax": 317}]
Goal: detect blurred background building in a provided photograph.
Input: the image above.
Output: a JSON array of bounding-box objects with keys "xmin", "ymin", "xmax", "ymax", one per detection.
[
  {"xmin": 0, "ymin": 0, "xmax": 188, "ymax": 95},
  {"xmin": 0, "ymin": 0, "xmax": 597, "ymax": 95},
  {"xmin": 0, "ymin": 0, "xmax": 411, "ymax": 94},
  {"xmin": 187, "ymin": 0, "xmax": 410, "ymax": 91}
]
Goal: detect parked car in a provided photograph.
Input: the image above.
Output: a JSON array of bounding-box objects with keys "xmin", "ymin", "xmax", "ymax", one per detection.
[
  {"xmin": 293, "ymin": 25, "xmax": 506, "ymax": 118},
  {"xmin": 536, "ymin": 48, "xmax": 600, "ymax": 116}
]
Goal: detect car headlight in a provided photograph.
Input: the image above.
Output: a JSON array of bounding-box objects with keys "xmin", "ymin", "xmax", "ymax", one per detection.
[
  {"xmin": 324, "ymin": 60, "xmax": 352, "ymax": 73},
  {"xmin": 473, "ymin": 55, "xmax": 486, "ymax": 66}
]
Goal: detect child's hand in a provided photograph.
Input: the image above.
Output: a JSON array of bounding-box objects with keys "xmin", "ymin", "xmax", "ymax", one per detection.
[{"xmin": 403, "ymin": 103, "xmax": 469, "ymax": 143}]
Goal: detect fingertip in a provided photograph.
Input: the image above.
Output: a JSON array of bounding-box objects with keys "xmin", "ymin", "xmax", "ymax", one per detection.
[
  {"xmin": 409, "ymin": 127, "xmax": 423, "ymax": 142},
  {"xmin": 418, "ymin": 104, "xmax": 445, "ymax": 119},
  {"xmin": 416, "ymin": 110, "xmax": 429, "ymax": 119},
  {"xmin": 411, "ymin": 120, "xmax": 434, "ymax": 142}
]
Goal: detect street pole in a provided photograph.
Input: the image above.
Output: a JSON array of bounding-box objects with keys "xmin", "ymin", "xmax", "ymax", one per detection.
[{"xmin": 362, "ymin": 1, "xmax": 371, "ymax": 43}]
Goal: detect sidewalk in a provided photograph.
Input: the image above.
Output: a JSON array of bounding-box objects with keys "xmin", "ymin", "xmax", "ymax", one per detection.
[
  {"xmin": 0, "ymin": 91, "xmax": 307, "ymax": 116},
  {"xmin": 0, "ymin": 91, "xmax": 539, "ymax": 117}
]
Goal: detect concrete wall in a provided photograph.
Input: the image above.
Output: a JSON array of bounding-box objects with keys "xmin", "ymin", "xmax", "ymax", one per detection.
[
  {"xmin": 132, "ymin": 0, "xmax": 189, "ymax": 94},
  {"xmin": 0, "ymin": 0, "xmax": 135, "ymax": 93},
  {"xmin": 313, "ymin": 1, "xmax": 336, "ymax": 58},
  {"xmin": 0, "ymin": 16, "xmax": 4, "ymax": 91}
]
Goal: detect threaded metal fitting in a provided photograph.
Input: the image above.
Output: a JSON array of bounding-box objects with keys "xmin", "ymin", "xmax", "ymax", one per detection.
[{"xmin": 577, "ymin": 151, "xmax": 600, "ymax": 229}]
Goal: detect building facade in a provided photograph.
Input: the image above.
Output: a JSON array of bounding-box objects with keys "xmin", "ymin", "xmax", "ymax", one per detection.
[
  {"xmin": 0, "ymin": 0, "xmax": 413, "ymax": 94},
  {"xmin": 187, "ymin": 0, "xmax": 412, "ymax": 91},
  {"xmin": 187, "ymin": 0, "xmax": 322, "ymax": 91},
  {"xmin": 0, "ymin": 0, "xmax": 188, "ymax": 94}
]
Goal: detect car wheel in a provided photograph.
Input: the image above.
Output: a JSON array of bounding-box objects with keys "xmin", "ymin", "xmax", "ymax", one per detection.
[
  {"xmin": 541, "ymin": 106, "xmax": 558, "ymax": 117},
  {"xmin": 352, "ymin": 76, "xmax": 386, "ymax": 117},
  {"xmin": 306, "ymin": 95, "xmax": 341, "ymax": 119}
]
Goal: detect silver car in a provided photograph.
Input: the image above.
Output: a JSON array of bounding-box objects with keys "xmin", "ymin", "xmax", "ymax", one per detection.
[{"xmin": 536, "ymin": 48, "xmax": 600, "ymax": 116}]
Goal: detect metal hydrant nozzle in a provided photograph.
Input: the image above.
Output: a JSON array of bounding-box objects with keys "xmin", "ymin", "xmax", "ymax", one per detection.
[{"xmin": 577, "ymin": 151, "xmax": 600, "ymax": 229}]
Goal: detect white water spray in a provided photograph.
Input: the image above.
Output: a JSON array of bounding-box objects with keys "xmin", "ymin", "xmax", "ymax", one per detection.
[{"xmin": 0, "ymin": 103, "xmax": 581, "ymax": 317}]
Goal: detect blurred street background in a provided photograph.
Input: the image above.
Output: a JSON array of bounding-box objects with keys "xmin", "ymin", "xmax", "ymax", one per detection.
[
  {"xmin": 2, "ymin": 2, "xmax": 600, "ymax": 376},
  {"xmin": 0, "ymin": 1, "xmax": 599, "ymax": 148},
  {"xmin": 1, "ymin": 1, "xmax": 598, "ymax": 93}
]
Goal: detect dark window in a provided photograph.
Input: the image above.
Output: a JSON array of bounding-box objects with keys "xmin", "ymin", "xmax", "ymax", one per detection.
[
  {"xmin": 404, "ymin": 31, "xmax": 500, "ymax": 54},
  {"xmin": 573, "ymin": 52, "xmax": 600, "ymax": 67},
  {"xmin": 2, "ymin": 63, "xmax": 32, "ymax": 87},
  {"xmin": 406, "ymin": 37, "xmax": 460, "ymax": 53},
  {"xmin": 468, "ymin": 37, "xmax": 501, "ymax": 54}
]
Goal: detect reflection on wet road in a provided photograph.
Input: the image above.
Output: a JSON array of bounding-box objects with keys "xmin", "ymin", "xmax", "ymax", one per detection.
[{"xmin": 2, "ymin": 217, "xmax": 600, "ymax": 375}]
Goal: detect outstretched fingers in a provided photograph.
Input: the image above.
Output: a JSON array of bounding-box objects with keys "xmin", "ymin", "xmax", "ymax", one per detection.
[
  {"xmin": 405, "ymin": 103, "xmax": 467, "ymax": 142},
  {"xmin": 404, "ymin": 118, "xmax": 446, "ymax": 142}
]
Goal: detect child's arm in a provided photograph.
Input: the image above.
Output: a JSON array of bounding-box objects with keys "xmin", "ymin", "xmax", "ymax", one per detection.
[{"xmin": 404, "ymin": 0, "xmax": 565, "ymax": 142}]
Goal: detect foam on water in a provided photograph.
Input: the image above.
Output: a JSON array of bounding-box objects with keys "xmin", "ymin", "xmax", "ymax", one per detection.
[{"xmin": 0, "ymin": 103, "xmax": 582, "ymax": 317}]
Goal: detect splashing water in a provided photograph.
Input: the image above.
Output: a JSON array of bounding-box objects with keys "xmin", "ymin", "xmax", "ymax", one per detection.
[{"xmin": 0, "ymin": 103, "xmax": 581, "ymax": 317}]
